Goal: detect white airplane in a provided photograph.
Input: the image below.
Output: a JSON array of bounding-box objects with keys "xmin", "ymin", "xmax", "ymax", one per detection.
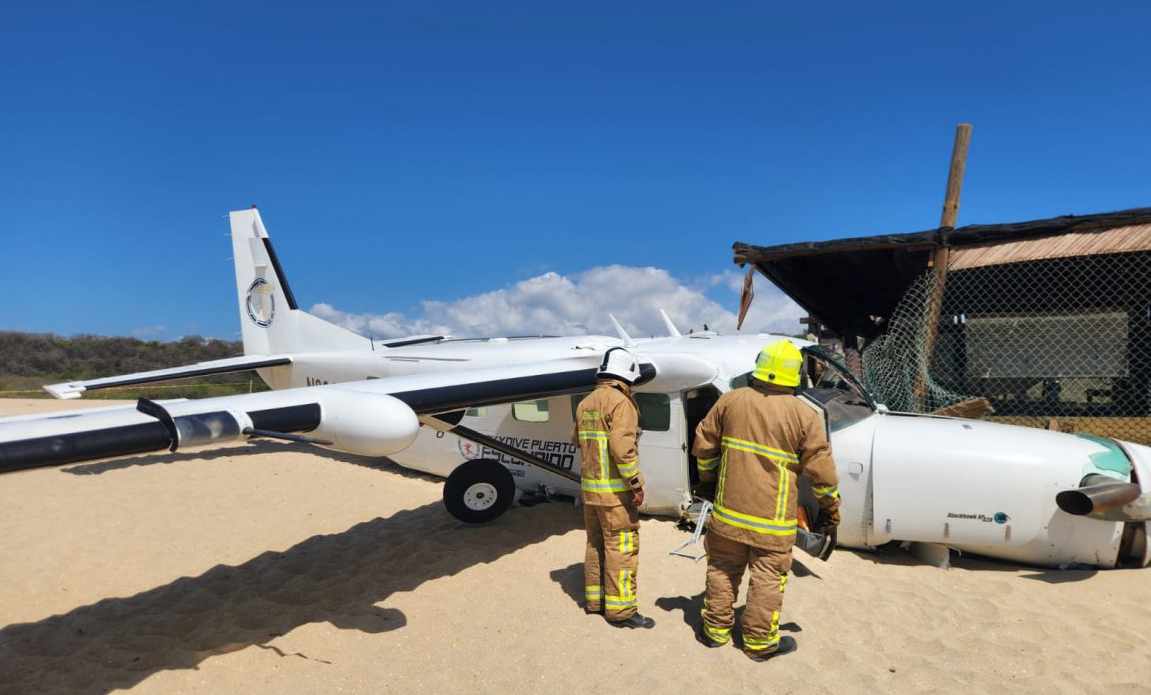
[{"xmin": 1, "ymin": 208, "xmax": 1148, "ymax": 570}]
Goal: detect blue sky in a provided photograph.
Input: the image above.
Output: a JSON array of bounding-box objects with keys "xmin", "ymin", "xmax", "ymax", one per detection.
[{"xmin": 1, "ymin": 1, "xmax": 1148, "ymax": 342}]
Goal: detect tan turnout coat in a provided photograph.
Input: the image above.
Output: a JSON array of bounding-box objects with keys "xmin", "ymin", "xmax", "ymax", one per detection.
[
  {"xmin": 572, "ymin": 380, "xmax": 644, "ymax": 507},
  {"xmin": 692, "ymin": 381, "xmax": 840, "ymax": 551}
]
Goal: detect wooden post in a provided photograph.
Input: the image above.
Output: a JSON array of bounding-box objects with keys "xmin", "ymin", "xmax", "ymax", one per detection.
[
  {"xmin": 916, "ymin": 124, "xmax": 972, "ymax": 408},
  {"xmin": 939, "ymin": 124, "xmax": 972, "ymax": 231}
]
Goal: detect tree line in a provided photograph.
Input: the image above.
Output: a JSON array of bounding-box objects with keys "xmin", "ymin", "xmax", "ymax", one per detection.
[{"xmin": 0, "ymin": 331, "xmax": 267, "ymax": 399}]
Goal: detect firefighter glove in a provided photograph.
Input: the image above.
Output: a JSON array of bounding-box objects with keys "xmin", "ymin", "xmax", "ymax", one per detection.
[{"xmin": 815, "ymin": 505, "xmax": 841, "ymax": 532}]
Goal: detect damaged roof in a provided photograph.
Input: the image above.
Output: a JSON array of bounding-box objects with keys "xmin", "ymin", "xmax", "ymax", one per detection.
[{"xmin": 733, "ymin": 207, "xmax": 1151, "ymax": 340}]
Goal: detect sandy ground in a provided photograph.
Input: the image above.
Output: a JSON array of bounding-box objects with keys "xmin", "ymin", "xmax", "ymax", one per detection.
[{"xmin": 1, "ymin": 397, "xmax": 1149, "ymax": 695}]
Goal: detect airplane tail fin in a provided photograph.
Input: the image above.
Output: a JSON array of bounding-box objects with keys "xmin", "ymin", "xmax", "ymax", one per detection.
[{"xmin": 229, "ymin": 208, "xmax": 370, "ymax": 355}]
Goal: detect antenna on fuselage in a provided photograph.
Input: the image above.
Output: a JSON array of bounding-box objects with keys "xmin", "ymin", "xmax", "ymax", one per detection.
[
  {"xmin": 659, "ymin": 309, "xmax": 682, "ymax": 338},
  {"xmin": 608, "ymin": 314, "xmax": 637, "ymax": 347}
]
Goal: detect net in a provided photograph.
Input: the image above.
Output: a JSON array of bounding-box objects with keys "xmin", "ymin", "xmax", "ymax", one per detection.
[{"xmin": 860, "ymin": 251, "xmax": 1151, "ymax": 445}]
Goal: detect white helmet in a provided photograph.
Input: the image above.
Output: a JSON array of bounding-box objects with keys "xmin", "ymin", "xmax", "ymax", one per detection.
[{"xmin": 597, "ymin": 347, "xmax": 640, "ymax": 385}]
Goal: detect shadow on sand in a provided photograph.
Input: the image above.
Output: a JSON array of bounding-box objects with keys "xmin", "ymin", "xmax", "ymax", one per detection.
[
  {"xmin": 847, "ymin": 544, "xmax": 1101, "ymax": 583},
  {"xmin": 0, "ymin": 493, "xmax": 579, "ymax": 694}
]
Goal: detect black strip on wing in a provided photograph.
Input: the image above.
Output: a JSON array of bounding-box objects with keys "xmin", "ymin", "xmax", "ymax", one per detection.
[
  {"xmin": 81, "ymin": 357, "xmax": 292, "ymax": 392},
  {"xmin": 389, "ymin": 368, "xmax": 599, "ymax": 414},
  {"xmin": 262, "ymin": 237, "xmax": 299, "ymax": 310},
  {"xmin": 380, "ymin": 336, "xmax": 447, "ymax": 348},
  {"xmin": 389, "ymin": 363, "xmax": 655, "ymax": 415},
  {"xmin": 248, "ymin": 404, "xmax": 322, "ymax": 433},
  {"xmin": 0, "ymin": 422, "xmax": 174, "ymax": 473}
]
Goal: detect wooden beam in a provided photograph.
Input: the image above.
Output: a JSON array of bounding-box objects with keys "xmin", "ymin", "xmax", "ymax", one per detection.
[
  {"xmin": 916, "ymin": 124, "xmax": 972, "ymax": 407},
  {"xmin": 940, "ymin": 124, "xmax": 972, "ymax": 230}
]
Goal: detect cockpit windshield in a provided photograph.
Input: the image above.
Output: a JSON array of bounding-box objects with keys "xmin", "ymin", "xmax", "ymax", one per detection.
[
  {"xmin": 727, "ymin": 345, "xmax": 879, "ymax": 431},
  {"xmin": 799, "ymin": 346, "xmax": 878, "ymax": 431}
]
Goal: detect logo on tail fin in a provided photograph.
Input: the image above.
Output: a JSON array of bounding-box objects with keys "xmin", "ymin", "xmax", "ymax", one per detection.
[{"xmin": 245, "ymin": 278, "xmax": 275, "ymax": 327}]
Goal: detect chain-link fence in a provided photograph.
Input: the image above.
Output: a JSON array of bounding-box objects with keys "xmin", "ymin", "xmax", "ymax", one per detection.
[{"xmin": 860, "ymin": 251, "xmax": 1151, "ymax": 445}]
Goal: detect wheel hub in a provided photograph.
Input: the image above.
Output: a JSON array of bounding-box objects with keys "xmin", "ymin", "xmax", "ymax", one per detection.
[{"xmin": 463, "ymin": 482, "xmax": 499, "ymax": 511}]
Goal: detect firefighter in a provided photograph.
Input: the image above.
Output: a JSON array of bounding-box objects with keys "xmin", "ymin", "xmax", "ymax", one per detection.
[
  {"xmin": 691, "ymin": 339, "xmax": 840, "ymax": 660},
  {"xmin": 572, "ymin": 347, "xmax": 654, "ymax": 629}
]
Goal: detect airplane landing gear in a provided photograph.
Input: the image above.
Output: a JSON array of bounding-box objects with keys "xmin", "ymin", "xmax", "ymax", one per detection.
[{"xmin": 443, "ymin": 458, "xmax": 516, "ymax": 523}]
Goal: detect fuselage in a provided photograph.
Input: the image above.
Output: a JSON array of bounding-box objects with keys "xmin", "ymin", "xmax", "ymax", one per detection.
[{"xmin": 254, "ymin": 332, "xmax": 1150, "ymax": 568}]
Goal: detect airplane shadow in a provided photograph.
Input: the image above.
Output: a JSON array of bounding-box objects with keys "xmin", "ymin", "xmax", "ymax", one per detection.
[
  {"xmin": 0, "ymin": 499, "xmax": 579, "ymax": 694},
  {"xmin": 946, "ymin": 553, "xmax": 1101, "ymax": 583},
  {"xmin": 60, "ymin": 440, "xmax": 441, "ymax": 484},
  {"xmin": 58, "ymin": 440, "xmax": 286, "ymax": 474},
  {"xmin": 843, "ymin": 545, "xmax": 1101, "ymax": 583}
]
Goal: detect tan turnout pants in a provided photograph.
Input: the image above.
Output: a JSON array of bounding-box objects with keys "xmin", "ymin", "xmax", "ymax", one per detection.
[
  {"xmin": 583, "ymin": 503, "xmax": 640, "ymax": 620},
  {"xmin": 701, "ymin": 532, "xmax": 792, "ymax": 655}
]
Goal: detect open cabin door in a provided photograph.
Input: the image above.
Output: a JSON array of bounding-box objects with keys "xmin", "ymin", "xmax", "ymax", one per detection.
[{"xmin": 683, "ymin": 386, "xmax": 721, "ymax": 489}]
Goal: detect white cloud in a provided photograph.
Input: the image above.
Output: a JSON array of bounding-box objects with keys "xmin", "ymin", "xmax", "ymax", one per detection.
[
  {"xmin": 131, "ymin": 325, "xmax": 168, "ymax": 339},
  {"xmin": 309, "ymin": 266, "xmax": 805, "ymax": 339}
]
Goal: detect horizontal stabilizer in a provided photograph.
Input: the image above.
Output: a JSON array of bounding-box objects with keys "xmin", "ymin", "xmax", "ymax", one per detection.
[{"xmin": 44, "ymin": 354, "xmax": 293, "ymax": 399}]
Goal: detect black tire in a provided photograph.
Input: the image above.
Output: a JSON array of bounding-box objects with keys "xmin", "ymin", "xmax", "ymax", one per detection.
[{"xmin": 443, "ymin": 458, "xmax": 516, "ymax": 523}]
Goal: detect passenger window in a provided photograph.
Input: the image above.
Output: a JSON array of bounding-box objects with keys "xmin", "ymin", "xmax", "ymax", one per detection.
[
  {"xmin": 512, "ymin": 399, "xmax": 549, "ymax": 423},
  {"xmin": 465, "ymin": 407, "xmax": 487, "ymax": 418},
  {"xmin": 570, "ymin": 393, "xmax": 591, "ymax": 422},
  {"xmin": 570, "ymin": 392, "xmax": 670, "ymax": 431},
  {"xmin": 636, "ymin": 393, "xmax": 671, "ymax": 431}
]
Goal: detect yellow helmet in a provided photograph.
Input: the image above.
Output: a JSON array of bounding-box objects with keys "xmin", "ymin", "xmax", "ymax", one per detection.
[{"xmin": 752, "ymin": 340, "xmax": 803, "ymax": 387}]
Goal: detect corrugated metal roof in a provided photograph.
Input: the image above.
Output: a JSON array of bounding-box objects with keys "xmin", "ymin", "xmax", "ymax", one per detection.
[{"xmin": 949, "ymin": 224, "xmax": 1151, "ymax": 269}]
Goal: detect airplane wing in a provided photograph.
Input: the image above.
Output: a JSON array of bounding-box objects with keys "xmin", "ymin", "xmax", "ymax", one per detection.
[
  {"xmin": 43, "ymin": 354, "xmax": 295, "ymax": 399},
  {"xmin": 41, "ymin": 335, "xmax": 454, "ymax": 400},
  {"xmin": 0, "ymin": 352, "xmax": 714, "ymax": 475}
]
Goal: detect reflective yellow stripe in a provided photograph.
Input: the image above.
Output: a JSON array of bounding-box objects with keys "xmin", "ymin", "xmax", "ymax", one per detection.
[
  {"xmin": 604, "ymin": 596, "xmax": 637, "ymax": 609},
  {"xmin": 578, "ymin": 430, "xmax": 610, "ymax": 480},
  {"xmin": 812, "ymin": 483, "xmax": 840, "ymax": 499},
  {"xmin": 703, "ymin": 624, "xmax": 731, "ymax": 643},
  {"xmin": 715, "ymin": 449, "xmax": 729, "ymax": 504},
  {"xmin": 717, "ymin": 436, "xmax": 798, "ymax": 524},
  {"xmin": 617, "ymin": 459, "xmax": 640, "ymax": 477},
  {"xmin": 700, "ymin": 597, "xmax": 732, "ymax": 643},
  {"xmin": 609, "ymin": 567, "xmax": 636, "ymax": 610},
  {"xmin": 581, "ymin": 478, "xmax": 628, "ymax": 492},
  {"xmin": 780, "ymin": 572, "xmax": 789, "ymax": 595},
  {"xmin": 720, "ymin": 436, "xmax": 797, "ymax": 463},
  {"xmin": 774, "ymin": 457, "xmax": 789, "ymax": 521},
  {"xmin": 585, "ymin": 585, "xmax": 604, "ymax": 598},
  {"xmin": 619, "ymin": 530, "xmax": 635, "ymax": 554},
  {"xmin": 744, "ymin": 609, "xmax": 782, "ymax": 651},
  {"xmin": 697, "ymin": 456, "xmax": 719, "ymax": 472},
  {"xmin": 712, "ymin": 503, "xmax": 797, "ymax": 536},
  {"xmin": 744, "ymin": 635, "xmax": 778, "ymax": 650},
  {"xmin": 601, "ymin": 437, "xmax": 608, "ymax": 479}
]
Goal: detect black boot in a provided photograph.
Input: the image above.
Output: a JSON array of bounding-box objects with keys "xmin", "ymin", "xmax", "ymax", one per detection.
[{"xmin": 608, "ymin": 613, "xmax": 655, "ymax": 629}]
